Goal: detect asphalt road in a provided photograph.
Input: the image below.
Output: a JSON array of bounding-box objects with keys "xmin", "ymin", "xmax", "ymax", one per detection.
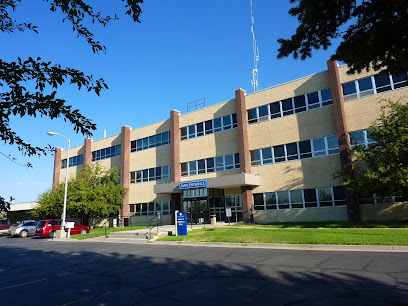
[{"xmin": 0, "ymin": 235, "xmax": 407, "ymax": 306}]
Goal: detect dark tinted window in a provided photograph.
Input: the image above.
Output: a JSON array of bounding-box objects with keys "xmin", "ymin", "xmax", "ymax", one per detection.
[
  {"xmin": 269, "ymin": 102, "xmax": 281, "ymax": 118},
  {"xmin": 273, "ymin": 145, "xmax": 285, "ymax": 163},
  {"xmin": 293, "ymin": 95, "xmax": 306, "ymax": 113},
  {"xmin": 205, "ymin": 120, "xmax": 213, "ymax": 134},
  {"xmin": 374, "ymin": 73, "xmax": 391, "ymax": 93},
  {"xmin": 299, "ymin": 140, "xmax": 312, "ymax": 159},
  {"xmin": 281, "ymin": 98, "xmax": 293, "ymax": 116},
  {"xmin": 342, "ymin": 81, "xmax": 356, "ymax": 95},
  {"xmin": 286, "ymin": 143, "xmax": 298, "ymax": 160},
  {"xmin": 304, "ymin": 189, "xmax": 317, "ymax": 207}
]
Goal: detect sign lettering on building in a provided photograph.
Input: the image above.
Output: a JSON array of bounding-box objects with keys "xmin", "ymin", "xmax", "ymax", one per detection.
[{"xmin": 179, "ymin": 180, "xmax": 208, "ymax": 190}]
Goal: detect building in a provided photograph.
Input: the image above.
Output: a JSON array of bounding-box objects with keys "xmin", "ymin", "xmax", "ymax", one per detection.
[
  {"xmin": 51, "ymin": 60, "xmax": 408, "ymax": 225},
  {"xmin": 7, "ymin": 202, "xmax": 38, "ymax": 223}
]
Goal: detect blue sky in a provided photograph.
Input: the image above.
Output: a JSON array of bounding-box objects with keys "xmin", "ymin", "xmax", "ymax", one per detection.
[{"xmin": 1, "ymin": 1, "xmax": 340, "ymax": 203}]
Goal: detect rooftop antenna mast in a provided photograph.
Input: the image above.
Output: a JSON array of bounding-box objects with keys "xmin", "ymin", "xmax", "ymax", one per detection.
[{"xmin": 250, "ymin": 0, "xmax": 259, "ymax": 92}]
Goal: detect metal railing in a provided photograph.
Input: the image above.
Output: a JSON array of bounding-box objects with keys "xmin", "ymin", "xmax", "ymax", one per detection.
[{"xmin": 102, "ymin": 215, "xmax": 171, "ymax": 237}]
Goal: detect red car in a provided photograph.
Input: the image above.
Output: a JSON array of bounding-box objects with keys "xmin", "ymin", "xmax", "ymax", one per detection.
[{"xmin": 34, "ymin": 219, "xmax": 89, "ymax": 238}]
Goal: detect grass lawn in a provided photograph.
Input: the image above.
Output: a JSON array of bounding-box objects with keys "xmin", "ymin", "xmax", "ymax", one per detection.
[
  {"xmin": 233, "ymin": 221, "xmax": 408, "ymax": 229},
  {"xmin": 158, "ymin": 227, "xmax": 408, "ymax": 245},
  {"xmin": 70, "ymin": 226, "xmax": 147, "ymax": 240}
]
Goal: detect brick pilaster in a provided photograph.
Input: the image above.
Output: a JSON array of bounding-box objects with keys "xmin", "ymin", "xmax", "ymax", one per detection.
[
  {"xmin": 327, "ymin": 60, "xmax": 360, "ymax": 221},
  {"xmin": 83, "ymin": 138, "xmax": 92, "ymax": 166},
  {"xmin": 120, "ymin": 126, "xmax": 131, "ymax": 222},
  {"xmin": 52, "ymin": 147, "xmax": 61, "ymax": 188},
  {"xmin": 170, "ymin": 110, "xmax": 181, "ymax": 183},
  {"xmin": 235, "ymin": 89, "xmax": 254, "ymax": 223}
]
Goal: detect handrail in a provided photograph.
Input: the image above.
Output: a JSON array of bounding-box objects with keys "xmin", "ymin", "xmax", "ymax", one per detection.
[{"xmin": 148, "ymin": 215, "xmax": 159, "ymax": 240}]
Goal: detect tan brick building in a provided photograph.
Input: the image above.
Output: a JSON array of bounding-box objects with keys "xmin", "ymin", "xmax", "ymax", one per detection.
[{"xmin": 51, "ymin": 60, "xmax": 408, "ymax": 225}]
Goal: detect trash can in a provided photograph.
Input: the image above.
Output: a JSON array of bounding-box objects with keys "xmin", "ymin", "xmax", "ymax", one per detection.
[{"xmin": 210, "ymin": 215, "xmax": 217, "ymax": 225}]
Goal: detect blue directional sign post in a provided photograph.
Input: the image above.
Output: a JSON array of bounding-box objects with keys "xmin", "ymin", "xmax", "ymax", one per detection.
[{"xmin": 176, "ymin": 212, "xmax": 188, "ymax": 236}]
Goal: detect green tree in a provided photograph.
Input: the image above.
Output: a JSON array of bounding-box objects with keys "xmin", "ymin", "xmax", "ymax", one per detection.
[
  {"xmin": 334, "ymin": 99, "xmax": 408, "ymax": 198},
  {"xmin": 34, "ymin": 164, "xmax": 127, "ymax": 224},
  {"xmin": 0, "ymin": 196, "xmax": 12, "ymax": 215},
  {"xmin": 277, "ymin": 0, "xmax": 408, "ymax": 74},
  {"xmin": 0, "ymin": 0, "xmax": 143, "ymax": 157}
]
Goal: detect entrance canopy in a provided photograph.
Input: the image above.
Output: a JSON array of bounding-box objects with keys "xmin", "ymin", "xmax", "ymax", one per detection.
[{"xmin": 154, "ymin": 173, "xmax": 260, "ymax": 194}]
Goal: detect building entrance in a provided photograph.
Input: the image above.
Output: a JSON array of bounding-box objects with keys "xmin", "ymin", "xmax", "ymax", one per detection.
[
  {"xmin": 181, "ymin": 188, "xmax": 243, "ymax": 223},
  {"xmin": 182, "ymin": 199, "xmax": 209, "ymax": 224}
]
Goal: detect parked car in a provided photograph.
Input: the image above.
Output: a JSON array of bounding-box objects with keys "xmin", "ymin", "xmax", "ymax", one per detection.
[
  {"xmin": 34, "ymin": 219, "xmax": 89, "ymax": 238},
  {"xmin": 0, "ymin": 220, "xmax": 11, "ymax": 230},
  {"xmin": 8, "ymin": 220, "xmax": 38, "ymax": 238}
]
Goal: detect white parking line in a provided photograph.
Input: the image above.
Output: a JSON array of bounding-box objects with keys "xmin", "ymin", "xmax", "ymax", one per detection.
[{"xmin": 0, "ymin": 278, "xmax": 47, "ymax": 291}]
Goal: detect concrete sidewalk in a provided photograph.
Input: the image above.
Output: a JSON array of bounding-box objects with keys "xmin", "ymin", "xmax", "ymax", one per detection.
[{"xmin": 60, "ymin": 222, "xmax": 408, "ymax": 253}]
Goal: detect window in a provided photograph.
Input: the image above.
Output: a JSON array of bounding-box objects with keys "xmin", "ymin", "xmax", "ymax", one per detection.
[
  {"xmin": 294, "ymin": 95, "xmax": 306, "ymax": 113},
  {"xmin": 281, "ymin": 98, "xmax": 293, "ymax": 116},
  {"xmin": 222, "ymin": 115, "xmax": 232, "ymax": 130},
  {"xmin": 304, "ymin": 189, "xmax": 317, "ymax": 208},
  {"xmin": 189, "ymin": 161, "xmax": 197, "ymax": 176},
  {"xmin": 258, "ymin": 105, "xmax": 269, "ymax": 121},
  {"xmin": 198, "ymin": 159, "xmax": 205, "ymax": 174},
  {"xmin": 374, "ymin": 73, "xmax": 391, "ymax": 93},
  {"xmin": 188, "ymin": 125, "xmax": 196, "ymax": 139},
  {"xmin": 149, "ymin": 168, "xmax": 155, "ymax": 181},
  {"xmin": 357, "ymin": 77, "xmax": 374, "ymax": 97},
  {"xmin": 270, "ymin": 102, "xmax": 281, "ymax": 119},
  {"xmin": 155, "ymin": 167, "xmax": 162, "ymax": 180},
  {"xmin": 148, "ymin": 135, "xmax": 155, "ymax": 148},
  {"xmin": 392, "ymin": 73, "xmax": 408, "ymax": 89},
  {"xmin": 247, "ymin": 108, "xmax": 257, "ymax": 124},
  {"xmin": 181, "ymin": 163, "xmax": 187, "ymax": 176},
  {"xmin": 350, "ymin": 130, "xmax": 365, "ymax": 146},
  {"xmin": 181, "ymin": 127, "xmax": 187, "ymax": 140},
  {"xmin": 290, "ymin": 190, "xmax": 303, "ymax": 209},
  {"xmin": 265, "ymin": 192, "xmax": 277, "ymax": 209},
  {"xmin": 333, "ymin": 186, "xmax": 346, "ymax": 206},
  {"xmin": 232, "ymin": 114, "xmax": 238, "ymax": 128},
  {"xmin": 286, "ymin": 143, "xmax": 298, "ymax": 161},
  {"xmin": 215, "ymin": 156, "xmax": 224, "ymax": 171},
  {"xmin": 261, "ymin": 147, "xmax": 273, "ymax": 164},
  {"xmin": 320, "ymin": 88, "xmax": 332, "ymax": 106},
  {"xmin": 251, "ymin": 150, "xmax": 261, "ymax": 166},
  {"xmin": 318, "ymin": 187, "xmax": 333, "ymax": 207},
  {"xmin": 273, "ymin": 145, "xmax": 285, "ymax": 163},
  {"xmin": 196, "ymin": 122, "xmax": 204, "ymax": 137},
  {"xmin": 299, "ymin": 140, "xmax": 312, "ymax": 159},
  {"xmin": 307, "ymin": 91, "xmax": 320, "ymax": 110},
  {"xmin": 213, "ymin": 118, "xmax": 222, "ymax": 133},
  {"xmin": 206, "ymin": 158, "xmax": 214, "ymax": 173},
  {"xmin": 277, "ymin": 191, "xmax": 290, "ymax": 209},
  {"xmin": 130, "ymin": 165, "xmax": 171, "ymax": 183},
  {"xmin": 342, "ymin": 81, "xmax": 357, "ymax": 101},
  {"xmin": 205, "ymin": 120, "xmax": 213, "ymax": 134},
  {"xmin": 312, "ymin": 138, "xmax": 326, "ymax": 157},
  {"xmin": 254, "ymin": 194, "xmax": 264, "ymax": 210},
  {"xmin": 224, "ymin": 154, "xmax": 234, "ymax": 170},
  {"xmin": 327, "ymin": 135, "xmax": 339, "ymax": 154}
]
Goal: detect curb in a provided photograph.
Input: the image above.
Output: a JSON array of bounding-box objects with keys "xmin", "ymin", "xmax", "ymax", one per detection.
[{"xmin": 49, "ymin": 236, "xmax": 408, "ymax": 252}]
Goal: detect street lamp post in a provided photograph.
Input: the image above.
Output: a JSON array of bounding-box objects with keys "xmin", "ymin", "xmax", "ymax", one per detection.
[{"xmin": 47, "ymin": 131, "xmax": 70, "ymax": 236}]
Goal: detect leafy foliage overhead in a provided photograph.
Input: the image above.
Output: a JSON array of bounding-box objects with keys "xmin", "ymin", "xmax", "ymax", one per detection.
[
  {"xmin": 277, "ymin": 0, "xmax": 408, "ymax": 74},
  {"xmin": 334, "ymin": 99, "xmax": 408, "ymax": 199},
  {"xmin": 0, "ymin": 0, "xmax": 143, "ymax": 157}
]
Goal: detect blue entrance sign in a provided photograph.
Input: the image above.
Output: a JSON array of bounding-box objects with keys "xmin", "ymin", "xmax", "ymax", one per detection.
[
  {"xmin": 179, "ymin": 179, "xmax": 208, "ymax": 190},
  {"xmin": 176, "ymin": 212, "xmax": 188, "ymax": 236}
]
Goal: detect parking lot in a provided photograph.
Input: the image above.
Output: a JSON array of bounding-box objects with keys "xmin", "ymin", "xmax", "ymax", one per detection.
[{"xmin": 1, "ymin": 233, "xmax": 408, "ymax": 305}]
